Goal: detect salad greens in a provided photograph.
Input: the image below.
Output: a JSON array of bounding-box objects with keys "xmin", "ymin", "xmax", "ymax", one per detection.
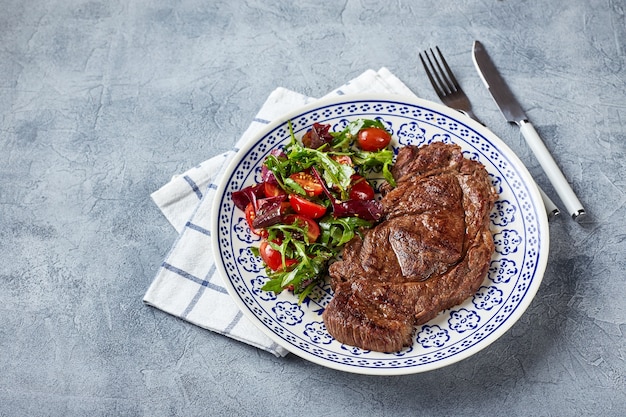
[{"xmin": 231, "ymin": 118, "xmax": 395, "ymax": 303}]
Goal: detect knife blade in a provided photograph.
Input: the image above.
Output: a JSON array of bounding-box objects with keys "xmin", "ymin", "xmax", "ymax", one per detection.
[{"xmin": 472, "ymin": 40, "xmax": 586, "ymax": 221}]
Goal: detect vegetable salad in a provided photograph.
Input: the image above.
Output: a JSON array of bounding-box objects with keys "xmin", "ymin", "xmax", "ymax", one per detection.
[{"xmin": 231, "ymin": 119, "xmax": 395, "ymax": 302}]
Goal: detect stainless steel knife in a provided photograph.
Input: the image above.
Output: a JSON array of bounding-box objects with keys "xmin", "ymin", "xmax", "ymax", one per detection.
[{"xmin": 472, "ymin": 40, "xmax": 586, "ymax": 221}]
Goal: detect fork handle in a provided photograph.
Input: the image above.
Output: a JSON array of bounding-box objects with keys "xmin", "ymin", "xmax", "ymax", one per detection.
[
  {"xmin": 459, "ymin": 109, "xmax": 485, "ymax": 126},
  {"xmin": 519, "ymin": 120, "xmax": 586, "ymax": 220},
  {"xmin": 537, "ymin": 185, "xmax": 560, "ymax": 220}
]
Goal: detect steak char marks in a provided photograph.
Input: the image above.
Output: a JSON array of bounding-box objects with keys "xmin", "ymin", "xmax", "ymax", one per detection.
[{"xmin": 323, "ymin": 142, "xmax": 498, "ymax": 352}]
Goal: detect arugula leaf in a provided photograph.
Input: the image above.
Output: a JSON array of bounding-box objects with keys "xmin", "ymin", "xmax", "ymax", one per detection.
[
  {"xmin": 262, "ymin": 154, "xmax": 290, "ymax": 191},
  {"xmin": 282, "ymin": 177, "xmax": 307, "ymax": 196},
  {"xmin": 352, "ymin": 149, "xmax": 396, "ymax": 186},
  {"xmin": 315, "ymin": 150, "xmax": 354, "ymax": 195},
  {"xmin": 319, "ymin": 216, "xmax": 372, "ymax": 247}
]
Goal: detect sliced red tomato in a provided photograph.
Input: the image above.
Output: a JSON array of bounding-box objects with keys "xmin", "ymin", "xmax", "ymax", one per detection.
[
  {"xmin": 357, "ymin": 127, "xmax": 392, "ymax": 151},
  {"xmin": 244, "ymin": 202, "xmax": 256, "ymax": 229},
  {"xmin": 283, "ymin": 214, "xmax": 320, "ymax": 242},
  {"xmin": 259, "ymin": 240, "xmax": 297, "ymax": 271},
  {"xmin": 263, "ymin": 181, "xmax": 285, "ymax": 197},
  {"xmin": 244, "ymin": 203, "xmax": 268, "ymax": 237},
  {"xmin": 288, "ymin": 194, "xmax": 327, "ymax": 219},
  {"xmin": 349, "ymin": 175, "xmax": 376, "ymax": 201},
  {"xmin": 289, "ymin": 171, "xmax": 323, "ymax": 197}
]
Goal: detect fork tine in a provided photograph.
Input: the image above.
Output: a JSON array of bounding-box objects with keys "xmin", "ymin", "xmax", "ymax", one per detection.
[
  {"xmin": 420, "ymin": 46, "xmax": 485, "ymax": 127},
  {"xmin": 434, "ymin": 46, "xmax": 460, "ymax": 92},
  {"xmin": 428, "ymin": 47, "xmax": 457, "ymax": 95},
  {"xmin": 420, "ymin": 49, "xmax": 451, "ymax": 99},
  {"xmin": 419, "ymin": 51, "xmax": 443, "ymax": 98},
  {"xmin": 426, "ymin": 48, "xmax": 451, "ymax": 95},
  {"xmin": 420, "ymin": 47, "xmax": 457, "ymax": 98}
]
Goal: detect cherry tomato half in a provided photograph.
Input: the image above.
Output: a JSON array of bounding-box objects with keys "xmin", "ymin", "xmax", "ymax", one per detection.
[
  {"xmin": 349, "ymin": 175, "xmax": 376, "ymax": 201},
  {"xmin": 244, "ymin": 203, "xmax": 268, "ymax": 237},
  {"xmin": 289, "ymin": 171, "xmax": 323, "ymax": 197},
  {"xmin": 289, "ymin": 194, "xmax": 327, "ymax": 219},
  {"xmin": 357, "ymin": 127, "xmax": 392, "ymax": 151},
  {"xmin": 283, "ymin": 214, "xmax": 320, "ymax": 243},
  {"xmin": 244, "ymin": 203, "xmax": 255, "ymax": 228},
  {"xmin": 263, "ymin": 181, "xmax": 285, "ymax": 197},
  {"xmin": 259, "ymin": 240, "xmax": 297, "ymax": 271}
]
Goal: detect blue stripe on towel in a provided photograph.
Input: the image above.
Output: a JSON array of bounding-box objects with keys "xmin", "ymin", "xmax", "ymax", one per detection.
[
  {"xmin": 179, "ymin": 265, "xmax": 225, "ymax": 318},
  {"xmin": 224, "ymin": 310, "xmax": 243, "ymax": 333},
  {"xmin": 185, "ymin": 221, "xmax": 210, "ymax": 236},
  {"xmin": 162, "ymin": 263, "xmax": 227, "ymax": 294},
  {"xmin": 181, "ymin": 284, "xmax": 205, "ymax": 318},
  {"xmin": 183, "ymin": 175, "xmax": 203, "ymax": 200}
]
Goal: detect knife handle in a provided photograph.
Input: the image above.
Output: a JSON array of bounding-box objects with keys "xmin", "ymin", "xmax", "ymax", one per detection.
[{"xmin": 519, "ymin": 120, "xmax": 586, "ymax": 220}]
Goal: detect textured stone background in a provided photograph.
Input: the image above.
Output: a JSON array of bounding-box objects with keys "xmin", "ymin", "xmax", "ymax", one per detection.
[{"xmin": 1, "ymin": 0, "xmax": 625, "ymax": 415}]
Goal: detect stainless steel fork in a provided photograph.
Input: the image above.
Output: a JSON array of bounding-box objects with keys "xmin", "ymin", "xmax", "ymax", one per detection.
[
  {"xmin": 419, "ymin": 46, "xmax": 561, "ymax": 219},
  {"xmin": 419, "ymin": 46, "xmax": 484, "ymax": 125}
]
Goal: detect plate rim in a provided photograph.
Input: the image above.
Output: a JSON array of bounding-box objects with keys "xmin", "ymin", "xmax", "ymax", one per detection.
[{"xmin": 211, "ymin": 93, "xmax": 550, "ymax": 375}]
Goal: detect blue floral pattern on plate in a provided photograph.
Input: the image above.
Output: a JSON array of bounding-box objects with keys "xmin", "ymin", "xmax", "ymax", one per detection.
[
  {"xmin": 448, "ymin": 308, "xmax": 481, "ymax": 333},
  {"xmin": 211, "ymin": 95, "xmax": 549, "ymax": 375}
]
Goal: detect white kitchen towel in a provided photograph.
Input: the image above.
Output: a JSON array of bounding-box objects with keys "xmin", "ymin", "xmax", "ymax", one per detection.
[{"xmin": 144, "ymin": 68, "xmax": 417, "ymax": 357}]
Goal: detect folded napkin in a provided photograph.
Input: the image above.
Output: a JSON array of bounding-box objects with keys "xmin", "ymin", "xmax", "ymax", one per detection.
[{"xmin": 144, "ymin": 68, "xmax": 417, "ymax": 357}]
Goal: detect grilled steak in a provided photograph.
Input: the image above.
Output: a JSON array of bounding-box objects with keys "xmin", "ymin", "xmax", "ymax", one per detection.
[{"xmin": 323, "ymin": 142, "xmax": 498, "ymax": 352}]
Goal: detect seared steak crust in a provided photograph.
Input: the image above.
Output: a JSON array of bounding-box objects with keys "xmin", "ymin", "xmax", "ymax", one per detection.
[{"xmin": 323, "ymin": 142, "xmax": 498, "ymax": 352}]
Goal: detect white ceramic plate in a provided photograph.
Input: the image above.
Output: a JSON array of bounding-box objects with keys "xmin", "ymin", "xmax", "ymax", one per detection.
[{"xmin": 211, "ymin": 94, "xmax": 549, "ymax": 375}]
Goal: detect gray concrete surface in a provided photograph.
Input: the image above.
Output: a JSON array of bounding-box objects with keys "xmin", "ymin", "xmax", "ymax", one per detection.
[{"xmin": 1, "ymin": 0, "xmax": 625, "ymax": 415}]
